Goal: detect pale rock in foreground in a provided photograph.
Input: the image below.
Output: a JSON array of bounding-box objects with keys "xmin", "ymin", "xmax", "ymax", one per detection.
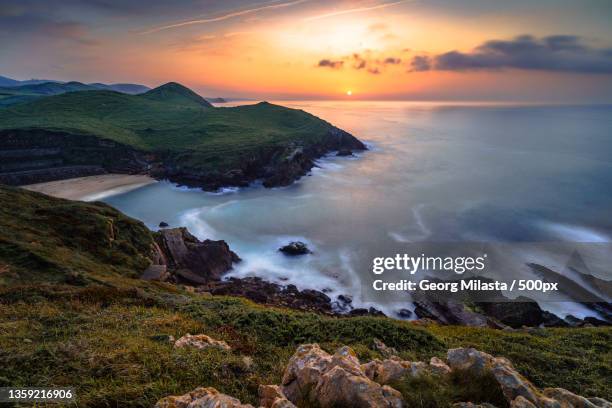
[
  {"xmin": 258, "ymin": 385, "xmax": 296, "ymax": 408},
  {"xmin": 281, "ymin": 343, "xmax": 403, "ymax": 407},
  {"xmin": 154, "ymin": 387, "xmax": 254, "ymax": 408},
  {"xmin": 174, "ymin": 333, "xmax": 231, "ymax": 351}
]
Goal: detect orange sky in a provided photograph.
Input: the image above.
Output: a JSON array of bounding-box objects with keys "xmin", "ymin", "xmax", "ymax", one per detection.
[{"xmin": 3, "ymin": 0, "xmax": 612, "ymax": 101}]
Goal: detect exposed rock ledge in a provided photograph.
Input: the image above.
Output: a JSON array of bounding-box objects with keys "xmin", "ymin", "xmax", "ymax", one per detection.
[{"xmin": 155, "ymin": 343, "xmax": 611, "ymax": 408}]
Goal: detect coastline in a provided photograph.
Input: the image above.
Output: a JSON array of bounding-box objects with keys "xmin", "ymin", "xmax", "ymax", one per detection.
[{"xmin": 22, "ymin": 173, "xmax": 157, "ymax": 201}]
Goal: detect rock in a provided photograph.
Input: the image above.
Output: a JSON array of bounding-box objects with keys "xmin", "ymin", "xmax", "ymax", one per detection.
[
  {"xmin": 156, "ymin": 227, "xmax": 240, "ymax": 283},
  {"xmin": 154, "ymin": 387, "xmax": 254, "ymax": 408},
  {"xmin": 588, "ymin": 397, "xmax": 612, "ymax": 408},
  {"xmin": 349, "ymin": 307, "xmax": 387, "ymax": 317},
  {"xmin": 373, "ymin": 338, "xmax": 398, "ymax": 358},
  {"xmin": 208, "ymin": 277, "xmax": 333, "ymax": 313},
  {"xmin": 336, "ymin": 149, "xmax": 353, "ymax": 156},
  {"xmin": 259, "ymin": 385, "xmax": 296, "ymax": 408},
  {"xmin": 491, "ymin": 360, "xmax": 539, "ymax": 405},
  {"xmin": 414, "ymin": 300, "xmax": 494, "ymax": 327},
  {"xmin": 476, "ymin": 297, "xmax": 566, "ymax": 328},
  {"xmin": 174, "ymin": 333, "xmax": 231, "ymax": 351},
  {"xmin": 453, "ymin": 403, "xmax": 498, "ymax": 408},
  {"xmin": 141, "ymin": 264, "xmax": 169, "ymax": 281},
  {"xmin": 315, "ymin": 365, "xmax": 395, "ymax": 407},
  {"xmin": 543, "ymin": 388, "xmax": 609, "ymax": 408},
  {"xmin": 447, "ymin": 347, "xmax": 495, "ymax": 375},
  {"xmin": 282, "ymin": 344, "xmax": 402, "ymax": 407},
  {"xmin": 159, "ymin": 221, "xmax": 169, "ymax": 228},
  {"xmin": 429, "ymin": 356, "xmax": 451, "ymax": 376},
  {"xmin": 279, "ymin": 241, "xmax": 311, "ymax": 255},
  {"xmin": 510, "ymin": 396, "xmax": 537, "ymax": 407},
  {"xmin": 361, "ymin": 358, "xmax": 411, "ymax": 384},
  {"xmin": 282, "ymin": 344, "xmax": 332, "ymax": 402},
  {"xmin": 396, "ymin": 308, "xmax": 412, "ymax": 319}
]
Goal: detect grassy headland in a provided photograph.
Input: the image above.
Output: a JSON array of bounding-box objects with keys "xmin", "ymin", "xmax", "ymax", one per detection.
[
  {"xmin": 0, "ymin": 82, "xmax": 364, "ymax": 188},
  {"xmin": 0, "ymin": 185, "xmax": 610, "ymax": 407}
]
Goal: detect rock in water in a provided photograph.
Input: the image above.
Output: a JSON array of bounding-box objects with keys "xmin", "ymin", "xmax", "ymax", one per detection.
[
  {"xmin": 155, "ymin": 227, "xmax": 240, "ymax": 283},
  {"xmin": 336, "ymin": 149, "xmax": 354, "ymax": 156},
  {"xmin": 279, "ymin": 241, "xmax": 311, "ymax": 255},
  {"xmin": 159, "ymin": 221, "xmax": 169, "ymax": 227}
]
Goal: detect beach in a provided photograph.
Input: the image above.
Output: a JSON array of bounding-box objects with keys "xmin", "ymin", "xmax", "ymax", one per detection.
[{"xmin": 23, "ymin": 174, "xmax": 157, "ymax": 201}]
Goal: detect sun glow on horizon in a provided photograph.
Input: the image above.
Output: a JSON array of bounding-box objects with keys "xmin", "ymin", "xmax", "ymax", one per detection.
[{"xmin": 346, "ymin": 90, "xmax": 353, "ymax": 96}]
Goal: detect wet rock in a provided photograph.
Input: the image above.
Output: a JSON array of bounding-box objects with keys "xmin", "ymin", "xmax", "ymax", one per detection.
[
  {"xmin": 336, "ymin": 149, "xmax": 354, "ymax": 157},
  {"xmin": 349, "ymin": 307, "xmax": 387, "ymax": 317},
  {"xmin": 174, "ymin": 333, "xmax": 231, "ymax": 351},
  {"xmin": 154, "ymin": 387, "xmax": 254, "ymax": 408},
  {"xmin": 159, "ymin": 221, "xmax": 169, "ymax": 228},
  {"xmin": 414, "ymin": 300, "xmax": 494, "ymax": 328},
  {"xmin": 208, "ymin": 277, "xmax": 333, "ymax": 313},
  {"xmin": 156, "ymin": 227, "xmax": 240, "ymax": 283},
  {"xmin": 396, "ymin": 309, "xmax": 412, "ymax": 319},
  {"xmin": 279, "ymin": 241, "xmax": 311, "ymax": 255},
  {"xmin": 476, "ymin": 297, "xmax": 565, "ymax": 328}
]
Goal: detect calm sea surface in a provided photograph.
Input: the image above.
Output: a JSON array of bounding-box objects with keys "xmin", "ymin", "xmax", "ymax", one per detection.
[{"xmin": 103, "ymin": 101, "xmax": 612, "ymax": 317}]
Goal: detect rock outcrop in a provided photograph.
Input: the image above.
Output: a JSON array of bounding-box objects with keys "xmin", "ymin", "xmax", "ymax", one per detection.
[
  {"xmin": 148, "ymin": 227, "xmax": 240, "ymax": 284},
  {"xmin": 155, "ymin": 387, "xmax": 254, "ymax": 408},
  {"xmin": 278, "ymin": 241, "xmax": 311, "ymax": 256},
  {"xmin": 280, "ymin": 344, "xmax": 402, "ymax": 407},
  {"xmin": 174, "ymin": 334, "xmax": 231, "ymax": 351},
  {"xmin": 155, "ymin": 344, "xmax": 610, "ymax": 408}
]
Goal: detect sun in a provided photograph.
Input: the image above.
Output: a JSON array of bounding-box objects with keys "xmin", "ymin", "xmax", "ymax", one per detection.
[{"xmin": 346, "ymin": 90, "xmax": 353, "ymax": 96}]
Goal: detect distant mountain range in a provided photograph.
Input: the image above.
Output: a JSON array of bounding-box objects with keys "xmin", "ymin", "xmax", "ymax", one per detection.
[{"xmin": 0, "ymin": 75, "xmax": 150, "ymax": 94}]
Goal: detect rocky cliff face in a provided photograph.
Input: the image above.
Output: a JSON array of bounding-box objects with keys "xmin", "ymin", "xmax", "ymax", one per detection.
[
  {"xmin": 0, "ymin": 129, "xmax": 150, "ymax": 185},
  {"xmin": 153, "ymin": 126, "xmax": 367, "ymax": 190}
]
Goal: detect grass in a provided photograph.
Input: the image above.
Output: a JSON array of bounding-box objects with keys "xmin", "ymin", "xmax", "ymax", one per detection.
[
  {"xmin": 0, "ymin": 185, "xmax": 610, "ymax": 407},
  {"xmin": 0, "ymin": 83, "xmax": 335, "ymax": 172}
]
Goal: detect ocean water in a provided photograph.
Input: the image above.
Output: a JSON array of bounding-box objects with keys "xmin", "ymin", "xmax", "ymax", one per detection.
[{"xmin": 102, "ymin": 101, "xmax": 612, "ymax": 318}]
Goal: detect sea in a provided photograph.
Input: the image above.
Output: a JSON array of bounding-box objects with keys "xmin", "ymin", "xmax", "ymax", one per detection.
[{"xmin": 101, "ymin": 101, "xmax": 612, "ymax": 319}]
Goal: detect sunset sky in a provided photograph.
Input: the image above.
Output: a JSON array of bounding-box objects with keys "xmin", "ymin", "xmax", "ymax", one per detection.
[{"xmin": 2, "ymin": 0, "xmax": 612, "ymax": 101}]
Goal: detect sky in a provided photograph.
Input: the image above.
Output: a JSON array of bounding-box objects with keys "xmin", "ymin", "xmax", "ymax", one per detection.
[{"xmin": 1, "ymin": 0, "xmax": 612, "ymax": 101}]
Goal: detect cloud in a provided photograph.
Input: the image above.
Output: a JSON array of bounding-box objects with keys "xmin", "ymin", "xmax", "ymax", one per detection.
[
  {"xmin": 409, "ymin": 55, "xmax": 430, "ymax": 72},
  {"xmin": 317, "ymin": 53, "xmax": 403, "ymax": 74},
  {"xmin": 317, "ymin": 59, "xmax": 344, "ymax": 69},
  {"xmin": 141, "ymin": 0, "xmax": 309, "ymax": 34},
  {"xmin": 411, "ymin": 35, "xmax": 612, "ymax": 74},
  {"xmin": 383, "ymin": 57, "xmax": 401, "ymax": 64},
  {"xmin": 0, "ymin": 12, "xmax": 97, "ymax": 46},
  {"xmin": 304, "ymin": 0, "xmax": 410, "ymax": 21}
]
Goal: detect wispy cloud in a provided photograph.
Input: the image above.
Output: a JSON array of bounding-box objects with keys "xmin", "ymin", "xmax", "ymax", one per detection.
[
  {"xmin": 141, "ymin": 0, "xmax": 309, "ymax": 34},
  {"xmin": 304, "ymin": 0, "xmax": 410, "ymax": 21}
]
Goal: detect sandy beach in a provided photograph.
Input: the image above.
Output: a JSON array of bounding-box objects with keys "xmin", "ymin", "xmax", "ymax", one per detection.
[{"xmin": 23, "ymin": 174, "xmax": 157, "ymax": 201}]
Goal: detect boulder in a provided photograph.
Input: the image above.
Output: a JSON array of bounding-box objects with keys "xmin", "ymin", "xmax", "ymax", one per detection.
[
  {"xmin": 281, "ymin": 344, "xmax": 403, "ymax": 407},
  {"xmin": 159, "ymin": 221, "xmax": 169, "ymax": 228},
  {"xmin": 156, "ymin": 227, "xmax": 240, "ymax": 283},
  {"xmin": 279, "ymin": 241, "xmax": 311, "ymax": 256},
  {"xmin": 258, "ymin": 385, "xmax": 296, "ymax": 408},
  {"xmin": 543, "ymin": 388, "xmax": 609, "ymax": 408},
  {"xmin": 336, "ymin": 149, "xmax": 354, "ymax": 157},
  {"xmin": 453, "ymin": 403, "xmax": 498, "ymax": 408},
  {"xmin": 429, "ymin": 356, "xmax": 451, "ymax": 376},
  {"xmin": 154, "ymin": 387, "xmax": 254, "ymax": 408},
  {"xmin": 174, "ymin": 333, "xmax": 231, "ymax": 351},
  {"xmin": 510, "ymin": 396, "xmax": 537, "ymax": 408},
  {"xmin": 141, "ymin": 264, "xmax": 169, "ymax": 281},
  {"xmin": 373, "ymin": 338, "xmax": 398, "ymax": 358},
  {"xmin": 361, "ymin": 358, "xmax": 411, "ymax": 384}
]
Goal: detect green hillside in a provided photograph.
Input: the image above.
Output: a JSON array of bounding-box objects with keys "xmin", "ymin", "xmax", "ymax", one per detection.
[
  {"xmin": 0, "ymin": 82, "xmax": 336, "ymax": 171},
  {"xmin": 0, "ymin": 185, "xmax": 610, "ymax": 406}
]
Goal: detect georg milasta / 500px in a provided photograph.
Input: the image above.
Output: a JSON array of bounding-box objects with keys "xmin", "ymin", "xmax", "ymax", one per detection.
[{"xmin": 0, "ymin": 0, "xmax": 610, "ymax": 407}]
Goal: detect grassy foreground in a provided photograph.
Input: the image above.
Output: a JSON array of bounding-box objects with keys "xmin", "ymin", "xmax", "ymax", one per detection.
[{"xmin": 0, "ymin": 185, "xmax": 610, "ymax": 407}]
